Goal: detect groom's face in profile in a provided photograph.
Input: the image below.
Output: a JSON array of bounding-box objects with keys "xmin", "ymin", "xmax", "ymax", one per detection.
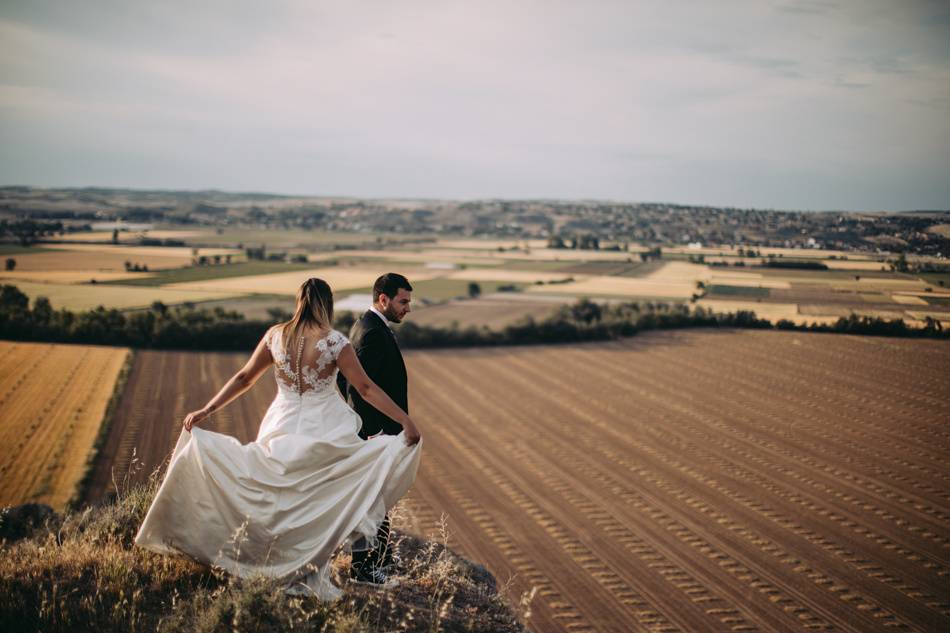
[{"xmin": 380, "ymin": 288, "xmax": 412, "ymax": 323}]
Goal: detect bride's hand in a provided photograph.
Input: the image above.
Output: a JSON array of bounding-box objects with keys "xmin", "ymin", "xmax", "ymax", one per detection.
[
  {"xmin": 183, "ymin": 408, "xmax": 210, "ymax": 432},
  {"xmin": 403, "ymin": 421, "xmax": 422, "ymax": 446}
]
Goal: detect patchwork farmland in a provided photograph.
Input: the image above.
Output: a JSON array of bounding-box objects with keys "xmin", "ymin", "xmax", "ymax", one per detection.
[{"xmin": 79, "ymin": 329, "xmax": 950, "ymax": 633}]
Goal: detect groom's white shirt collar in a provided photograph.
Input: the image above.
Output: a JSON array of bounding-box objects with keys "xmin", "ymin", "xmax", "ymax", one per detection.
[{"xmin": 369, "ymin": 305, "xmax": 393, "ymax": 329}]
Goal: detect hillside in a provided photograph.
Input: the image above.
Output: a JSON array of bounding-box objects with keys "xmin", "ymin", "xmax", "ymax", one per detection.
[{"xmin": 0, "ymin": 478, "xmax": 528, "ymax": 633}]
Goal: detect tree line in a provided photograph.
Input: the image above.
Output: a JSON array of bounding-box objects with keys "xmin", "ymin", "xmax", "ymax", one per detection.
[{"xmin": 0, "ymin": 284, "xmax": 945, "ymax": 352}]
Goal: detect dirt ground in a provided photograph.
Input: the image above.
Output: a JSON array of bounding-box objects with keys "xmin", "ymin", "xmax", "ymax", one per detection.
[{"xmin": 81, "ymin": 331, "xmax": 950, "ymax": 632}]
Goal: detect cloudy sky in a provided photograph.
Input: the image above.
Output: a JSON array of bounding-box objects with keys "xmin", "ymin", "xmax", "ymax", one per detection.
[{"xmin": 1, "ymin": 1, "xmax": 948, "ymax": 210}]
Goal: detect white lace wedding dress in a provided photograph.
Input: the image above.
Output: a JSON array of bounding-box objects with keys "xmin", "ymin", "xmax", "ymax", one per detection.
[{"xmin": 134, "ymin": 327, "xmax": 422, "ymax": 600}]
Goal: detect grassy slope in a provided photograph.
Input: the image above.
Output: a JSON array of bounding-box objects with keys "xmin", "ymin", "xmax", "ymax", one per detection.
[{"xmin": 0, "ymin": 478, "xmax": 526, "ymax": 633}]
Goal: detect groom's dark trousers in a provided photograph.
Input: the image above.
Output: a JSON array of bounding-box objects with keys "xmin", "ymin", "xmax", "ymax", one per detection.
[{"xmin": 337, "ymin": 309, "xmax": 408, "ymax": 573}]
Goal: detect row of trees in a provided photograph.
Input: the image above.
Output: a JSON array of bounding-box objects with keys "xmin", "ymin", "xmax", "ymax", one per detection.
[
  {"xmin": 0, "ymin": 219, "xmax": 67, "ymax": 245},
  {"xmin": 1, "ymin": 284, "xmax": 945, "ymax": 352}
]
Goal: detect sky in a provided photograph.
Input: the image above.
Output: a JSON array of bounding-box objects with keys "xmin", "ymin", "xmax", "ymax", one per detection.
[{"xmin": 1, "ymin": 0, "xmax": 948, "ymax": 211}]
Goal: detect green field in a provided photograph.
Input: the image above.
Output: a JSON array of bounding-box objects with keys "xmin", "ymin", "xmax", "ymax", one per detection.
[
  {"xmin": 0, "ymin": 245, "xmax": 55, "ymax": 255},
  {"xmin": 101, "ymin": 261, "xmax": 317, "ymax": 286},
  {"xmin": 706, "ymin": 284, "xmax": 771, "ymax": 298},
  {"xmin": 924, "ymin": 294, "xmax": 950, "ymax": 306}
]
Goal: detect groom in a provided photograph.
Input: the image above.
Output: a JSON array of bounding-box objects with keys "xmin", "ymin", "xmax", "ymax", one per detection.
[{"xmin": 338, "ymin": 272, "xmax": 413, "ymax": 584}]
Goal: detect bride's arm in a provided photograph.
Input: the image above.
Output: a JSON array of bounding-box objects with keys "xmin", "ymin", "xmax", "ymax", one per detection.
[
  {"xmin": 183, "ymin": 333, "xmax": 274, "ymax": 431},
  {"xmin": 336, "ymin": 345, "xmax": 422, "ymax": 445}
]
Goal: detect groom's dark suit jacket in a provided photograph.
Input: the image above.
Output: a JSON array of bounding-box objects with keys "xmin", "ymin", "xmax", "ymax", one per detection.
[{"xmin": 338, "ymin": 310, "xmax": 407, "ymax": 439}]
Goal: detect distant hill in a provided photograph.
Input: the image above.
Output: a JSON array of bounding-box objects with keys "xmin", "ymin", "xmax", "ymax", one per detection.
[{"xmin": 2, "ymin": 185, "xmax": 948, "ymax": 255}]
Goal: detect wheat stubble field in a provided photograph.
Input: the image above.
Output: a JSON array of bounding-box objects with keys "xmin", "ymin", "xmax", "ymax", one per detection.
[
  {"xmin": 0, "ymin": 341, "xmax": 129, "ymax": 509},
  {"xmin": 81, "ymin": 330, "xmax": 950, "ymax": 632}
]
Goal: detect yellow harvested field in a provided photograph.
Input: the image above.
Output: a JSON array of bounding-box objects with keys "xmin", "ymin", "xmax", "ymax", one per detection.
[
  {"xmin": 927, "ymin": 223, "xmax": 950, "ymax": 237},
  {"xmin": 906, "ymin": 310, "xmax": 950, "ymax": 322},
  {"xmin": 698, "ymin": 299, "xmax": 841, "ymax": 325},
  {"xmin": 1, "ymin": 280, "xmax": 248, "ymax": 311},
  {"xmin": 0, "ymin": 341, "xmax": 130, "ymax": 509},
  {"xmin": 447, "ymin": 268, "xmax": 576, "ymax": 283},
  {"xmin": 644, "ymin": 260, "xmax": 707, "ymax": 282},
  {"xmin": 706, "ymin": 269, "xmax": 793, "ymax": 289},
  {"xmin": 797, "ymin": 305, "xmax": 913, "ymax": 322},
  {"xmin": 824, "ymin": 259, "xmax": 889, "ymax": 271},
  {"xmin": 166, "ymin": 266, "xmax": 444, "ymax": 295},
  {"xmin": 42, "ymin": 243, "xmax": 240, "ymax": 258},
  {"xmin": 528, "ymin": 275, "xmax": 697, "ymax": 299},
  {"xmin": 832, "ymin": 278, "xmax": 931, "ymax": 293},
  {"xmin": 891, "ymin": 293, "xmax": 931, "ymax": 306},
  {"xmin": 9, "ymin": 249, "xmax": 191, "ymax": 272},
  {"xmin": 0, "ymin": 270, "xmax": 157, "ymax": 284},
  {"xmin": 434, "ymin": 238, "xmax": 549, "ymax": 250}
]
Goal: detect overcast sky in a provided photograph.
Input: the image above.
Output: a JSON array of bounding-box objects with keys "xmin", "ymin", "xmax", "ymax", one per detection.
[{"xmin": 1, "ymin": 1, "xmax": 948, "ymax": 211}]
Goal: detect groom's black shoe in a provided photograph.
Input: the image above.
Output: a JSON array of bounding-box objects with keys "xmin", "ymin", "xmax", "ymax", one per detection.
[{"xmin": 350, "ymin": 565, "xmax": 399, "ymax": 587}]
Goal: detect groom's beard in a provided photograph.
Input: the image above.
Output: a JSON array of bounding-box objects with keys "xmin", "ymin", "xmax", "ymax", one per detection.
[{"xmin": 383, "ymin": 305, "xmax": 402, "ymax": 323}]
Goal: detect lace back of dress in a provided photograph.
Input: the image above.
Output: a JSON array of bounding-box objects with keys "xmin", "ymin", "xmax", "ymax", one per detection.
[{"xmin": 271, "ymin": 328, "xmax": 345, "ymax": 395}]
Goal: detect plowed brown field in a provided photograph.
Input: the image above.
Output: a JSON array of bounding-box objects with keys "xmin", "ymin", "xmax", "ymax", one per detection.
[{"xmin": 81, "ymin": 331, "xmax": 950, "ymax": 632}]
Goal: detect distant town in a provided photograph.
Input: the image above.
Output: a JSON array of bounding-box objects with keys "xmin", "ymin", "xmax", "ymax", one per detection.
[{"xmin": 1, "ymin": 186, "xmax": 948, "ymax": 257}]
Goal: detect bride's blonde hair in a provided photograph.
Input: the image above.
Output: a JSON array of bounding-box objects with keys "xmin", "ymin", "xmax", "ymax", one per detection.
[{"xmin": 279, "ymin": 277, "xmax": 334, "ymax": 351}]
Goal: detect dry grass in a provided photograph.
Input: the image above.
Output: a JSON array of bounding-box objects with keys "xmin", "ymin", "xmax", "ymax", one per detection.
[
  {"xmin": 0, "ymin": 473, "xmax": 527, "ymax": 633},
  {"xmin": 0, "ymin": 341, "xmax": 130, "ymax": 510},
  {"xmin": 889, "ymin": 293, "xmax": 928, "ymax": 305}
]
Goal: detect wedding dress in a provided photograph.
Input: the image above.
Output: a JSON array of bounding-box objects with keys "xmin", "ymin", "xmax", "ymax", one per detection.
[{"xmin": 134, "ymin": 327, "xmax": 422, "ymax": 600}]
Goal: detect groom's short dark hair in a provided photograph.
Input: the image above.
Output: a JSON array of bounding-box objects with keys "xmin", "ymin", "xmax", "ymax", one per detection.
[{"xmin": 373, "ymin": 273, "xmax": 412, "ymax": 302}]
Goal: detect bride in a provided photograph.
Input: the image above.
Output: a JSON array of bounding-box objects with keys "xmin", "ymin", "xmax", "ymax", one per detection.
[{"xmin": 134, "ymin": 277, "xmax": 423, "ymax": 600}]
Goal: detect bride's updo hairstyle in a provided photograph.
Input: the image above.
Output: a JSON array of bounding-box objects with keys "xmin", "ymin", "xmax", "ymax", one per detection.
[{"xmin": 279, "ymin": 277, "xmax": 334, "ymax": 351}]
